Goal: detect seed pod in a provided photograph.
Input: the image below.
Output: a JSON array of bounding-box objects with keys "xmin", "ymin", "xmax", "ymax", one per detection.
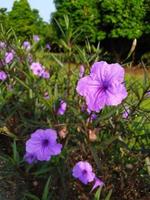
[
  {"xmin": 58, "ymin": 126, "xmax": 68, "ymax": 139},
  {"xmin": 88, "ymin": 129, "xmax": 97, "ymax": 142}
]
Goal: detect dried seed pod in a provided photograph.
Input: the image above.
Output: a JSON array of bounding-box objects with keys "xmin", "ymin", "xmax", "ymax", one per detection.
[
  {"xmin": 88, "ymin": 129, "xmax": 97, "ymax": 142},
  {"xmin": 58, "ymin": 126, "xmax": 68, "ymax": 139}
]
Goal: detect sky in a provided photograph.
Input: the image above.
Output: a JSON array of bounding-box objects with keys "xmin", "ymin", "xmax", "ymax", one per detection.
[{"xmin": 0, "ymin": 0, "xmax": 56, "ymax": 22}]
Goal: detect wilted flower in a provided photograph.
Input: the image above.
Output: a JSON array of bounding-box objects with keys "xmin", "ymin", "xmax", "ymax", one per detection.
[
  {"xmin": 33, "ymin": 35, "xmax": 40, "ymax": 42},
  {"xmin": 0, "ymin": 41, "xmax": 6, "ymax": 49},
  {"xmin": 76, "ymin": 61, "xmax": 127, "ymax": 112},
  {"xmin": 5, "ymin": 52, "xmax": 14, "ymax": 64},
  {"xmin": 57, "ymin": 100, "xmax": 67, "ymax": 115},
  {"xmin": 30, "ymin": 62, "xmax": 44, "ymax": 76},
  {"xmin": 24, "ymin": 152, "xmax": 37, "ymax": 164},
  {"xmin": 122, "ymin": 107, "xmax": 130, "ymax": 119},
  {"xmin": 91, "ymin": 177, "xmax": 104, "ymax": 192},
  {"xmin": 23, "ymin": 41, "xmax": 31, "ymax": 50},
  {"xmin": 79, "ymin": 65, "xmax": 85, "ymax": 78},
  {"xmin": 72, "ymin": 161, "xmax": 95, "ymax": 184},
  {"xmin": 26, "ymin": 129, "xmax": 62, "ymax": 161},
  {"xmin": 0, "ymin": 71, "xmax": 7, "ymax": 81}
]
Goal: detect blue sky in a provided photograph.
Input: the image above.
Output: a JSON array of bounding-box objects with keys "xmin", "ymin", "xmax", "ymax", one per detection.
[{"xmin": 0, "ymin": 0, "xmax": 56, "ymax": 22}]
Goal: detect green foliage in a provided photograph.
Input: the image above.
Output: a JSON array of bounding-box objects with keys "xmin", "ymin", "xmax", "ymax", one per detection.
[
  {"xmin": 8, "ymin": 0, "xmax": 46, "ymax": 39},
  {"xmin": 143, "ymin": 0, "xmax": 150, "ymax": 34},
  {"xmin": 99, "ymin": 0, "xmax": 145, "ymax": 39},
  {"xmin": 52, "ymin": 0, "xmax": 105, "ymax": 44},
  {"xmin": 0, "ymin": 8, "xmax": 10, "ymax": 30},
  {"xmin": 0, "ymin": 23, "xmax": 150, "ymax": 199},
  {"xmin": 52, "ymin": 0, "xmax": 149, "ymax": 44}
]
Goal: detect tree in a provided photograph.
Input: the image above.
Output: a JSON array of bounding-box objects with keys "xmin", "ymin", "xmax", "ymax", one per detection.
[
  {"xmin": 52, "ymin": 0, "xmax": 146, "ymax": 42},
  {"xmin": 52, "ymin": 0, "xmax": 149, "ymax": 61},
  {"xmin": 143, "ymin": 0, "xmax": 150, "ymax": 34},
  {"xmin": 8, "ymin": 0, "xmax": 47, "ymax": 40},
  {"xmin": 52, "ymin": 0, "xmax": 105, "ymax": 44},
  {"xmin": 98, "ymin": 0, "xmax": 145, "ymax": 39},
  {"xmin": 0, "ymin": 8, "xmax": 10, "ymax": 30}
]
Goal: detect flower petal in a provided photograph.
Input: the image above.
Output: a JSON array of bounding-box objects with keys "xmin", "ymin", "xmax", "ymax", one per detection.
[{"xmin": 91, "ymin": 177, "xmax": 104, "ymax": 192}]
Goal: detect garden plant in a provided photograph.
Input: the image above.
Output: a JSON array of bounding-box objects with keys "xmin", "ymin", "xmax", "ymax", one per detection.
[{"xmin": 0, "ymin": 15, "xmax": 150, "ymax": 200}]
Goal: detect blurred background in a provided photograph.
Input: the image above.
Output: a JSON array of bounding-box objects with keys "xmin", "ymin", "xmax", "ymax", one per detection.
[{"xmin": 0, "ymin": 0, "xmax": 150, "ymax": 65}]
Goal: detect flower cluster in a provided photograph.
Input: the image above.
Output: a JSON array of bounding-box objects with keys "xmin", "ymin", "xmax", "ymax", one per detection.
[
  {"xmin": 30, "ymin": 62, "xmax": 50, "ymax": 78},
  {"xmin": 24, "ymin": 128, "xmax": 62, "ymax": 163},
  {"xmin": 77, "ymin": 61, "xmax": 127, "ymax": 112}
]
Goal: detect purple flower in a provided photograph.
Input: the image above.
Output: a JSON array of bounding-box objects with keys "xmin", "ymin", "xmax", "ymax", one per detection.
[
  {"xmin": 0, "ymin": 71, "xmax": 7, "ymax": 81},
  {"xmin": 91, "ymin": 177, "xmax": 104, "ymax": 192},
  {"xmin": 79, "ymin": 65, "xmax": 85, "ymax": 78},
  {"xmin": 5, "ymin": 52, "xmax": 14, "ymax": 64},
  {"xmin": 57, "ymin": 100, "xmax": 67, "ymax": 115},
  {"xmin": 0, "ymin": 41, "xmax": 6, "ymax": 49},
  {"xmin": 30, "ymin": 62, "xmax": 44, "ymax": 76},
  {"xmin": 26, "ymin": 129, "xmax": 62, "ymax": 161},
  {"xmin": 76, "ymin": 61, "xmax": 127, "ymax": 112},
  {"xmin": 24, "ymin": 152, "xmax": 37, "ymax": 164},
  {"xmin": 41, "ymin": 70, "xmax": 50, "ymax": 79},
  {"xmin": 72, "ymin": 161, "xmax": 95, "ymax": 184},
  {"xmin": 33, "ymin": 35, "xmax": 40, "ymax": 42},
  {"xmin": 122, "ymin": 107, "xmax": 130, "ymax": 119},
  {"xmin": 23, "ymin": 41, "xmax": 31, "ymax": 50},
  {"xmin": 46, "ymin": 43, "xmax": 51, "ymax": 50}
]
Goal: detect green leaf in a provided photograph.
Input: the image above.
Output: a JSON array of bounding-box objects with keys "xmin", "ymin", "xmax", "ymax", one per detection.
[
  {"xmin": 15, "ymin": 76, "xmax": 31, "ymax": 90},
  {"xmin": 12, "ymin": 140, "xmax": 20, "ymax": 165},
  {"xmin": 24, "ymin": 193, "xmax": 40, "ymax": 200},
  {"xmin": 145, "ymin": 157, "xmax": 150, "ymax": 175},
  {"xmin": 42, "ymin": 176, "xmax": 51, "ymax": 200},
  {"xmin": 105, "ymin": 189, "xmax": 113, "ymax": 200},
  {"xmin": 94, "ymin": 186, "xmax": 102, "ymax": 200},
  {"xmin": 51, "ymin": 54, "xmax": 64, "ymax": 67}
]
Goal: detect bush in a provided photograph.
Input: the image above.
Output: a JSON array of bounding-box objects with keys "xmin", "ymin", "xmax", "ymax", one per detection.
[{"xmin": 0, "ymin": 27, "xmax": 150, "ymax": 200}]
